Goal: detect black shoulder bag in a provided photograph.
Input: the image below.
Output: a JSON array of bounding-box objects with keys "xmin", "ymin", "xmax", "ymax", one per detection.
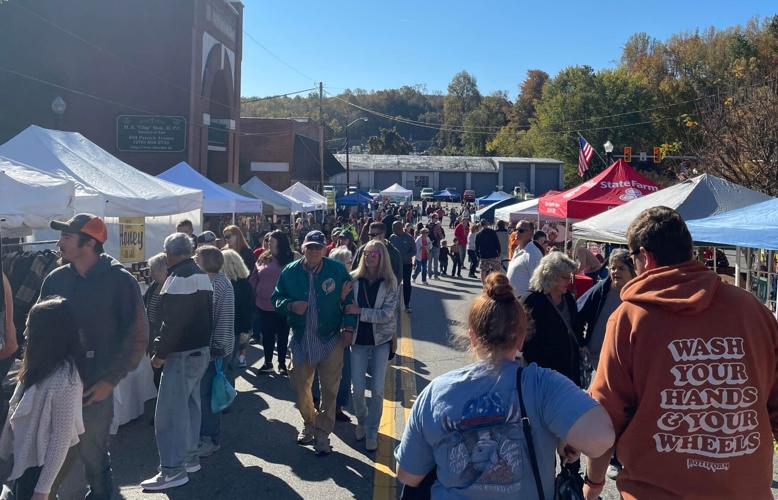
[{"xmin": 517, "ymin": 367, "xmax": 584, "ymax": 500}]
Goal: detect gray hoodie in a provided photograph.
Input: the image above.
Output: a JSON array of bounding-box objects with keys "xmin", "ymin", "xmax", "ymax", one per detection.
[{"xmin": 38, "ymin": 254, "xmax": 148, "ymax": 388}]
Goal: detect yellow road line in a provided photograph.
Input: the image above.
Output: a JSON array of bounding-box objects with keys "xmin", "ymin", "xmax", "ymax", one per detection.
[{"xmin": 373, "ymin": 311, "xmax": 417, "ymax": 500}]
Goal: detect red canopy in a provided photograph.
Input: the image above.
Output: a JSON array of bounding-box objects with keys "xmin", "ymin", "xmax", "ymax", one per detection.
[{"xmin": 538, "ymin": 160, "xmax": 661, "ymax": 220}]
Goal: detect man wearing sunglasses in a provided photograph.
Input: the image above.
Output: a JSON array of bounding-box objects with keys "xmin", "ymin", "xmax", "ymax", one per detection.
[{"xmin": 505, "ymin": 220, "xmax": 542, "ymax": 298}]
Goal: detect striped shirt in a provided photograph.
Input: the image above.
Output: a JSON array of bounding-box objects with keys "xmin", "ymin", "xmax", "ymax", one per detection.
[
  {"xmin": 210, "ymin": 273, "xmax": 235, "ymax": 358},
  {"xmin": 290, "ymin": 263, "xmax": 340, "ymax": 365}
]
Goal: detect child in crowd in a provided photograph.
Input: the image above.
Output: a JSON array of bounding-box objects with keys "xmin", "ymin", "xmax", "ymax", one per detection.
[
  {"xmin": 450, "ymin": 238, "xmax": 462, "ymax": 278},
  {"xmin": 439, "ymin": 240, "xmax": 450, "ymax": 276},
  {"xmin": 0, "ymin": 297, "xmax": 84, "ymax": 500}
]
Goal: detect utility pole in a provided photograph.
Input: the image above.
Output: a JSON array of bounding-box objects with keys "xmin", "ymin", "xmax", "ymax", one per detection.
[
  {"xmin": 346, "ymin": 130, "xmax": 350, "ymax": 188},
  {"xmin": 319, "ymin": 82, "xmax": 325, "ymax": 194}
]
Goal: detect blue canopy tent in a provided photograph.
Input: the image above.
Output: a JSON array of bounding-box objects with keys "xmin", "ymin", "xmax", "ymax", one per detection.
[
  {"xmin": 476, "ymin": 191, "xmax": 512, "ymax": 206},
  {"xmin": 475, "ymin": 197, "xmax": 522, "ymax": 224},
  {"xmin": 432, "ymin": 189, "xmax": 460, "ymax": 201},
  {"xmin": 686, "ymin": 197, "xmax": 778, "ymax": 250},
  {"xmin": 336, "ymin": 192, "xmax": 373, "ymax": 206}
]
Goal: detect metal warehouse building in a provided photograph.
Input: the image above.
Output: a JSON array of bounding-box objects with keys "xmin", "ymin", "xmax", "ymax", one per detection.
[{"xmin": 331, "ymin": 154, "xmax": 564, "ymax": 197}]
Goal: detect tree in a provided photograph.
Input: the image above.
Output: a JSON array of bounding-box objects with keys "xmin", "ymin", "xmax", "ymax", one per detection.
[
  {"xmin": 511, "ymin": 70, "xmax": 549, "ymax": 127},
  {"xmin": 462, "ymin": 93, "xmax": 508, "ymax": 156},
  {"xmin": 688, "ymin": 79, "xmax": 778, "ymax": 196},
  {"xmin": 437, "ymin": 71, "xmax": 482, "ymax": 152},
  {"xmin": 367, "ymin": 127, "xmax": 412, "ymax": 155}
]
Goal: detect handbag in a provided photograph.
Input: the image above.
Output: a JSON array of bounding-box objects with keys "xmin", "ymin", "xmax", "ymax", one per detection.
[
  {"xmin": 211, "ymin": 358, "xmax": 236, "ymax": 413},
  {"xmin": 516, "ymin": 367, "xmax": 584, "ymax": 500}
]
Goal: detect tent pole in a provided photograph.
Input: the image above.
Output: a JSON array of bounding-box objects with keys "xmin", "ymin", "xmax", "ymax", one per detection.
[
  {"xmin": 735, "ymin": 247, "xmax": 741, "ymax": 287},
  {"xmin": 745, "ymin": 248, "xmax": 752, "ymax": 292}
]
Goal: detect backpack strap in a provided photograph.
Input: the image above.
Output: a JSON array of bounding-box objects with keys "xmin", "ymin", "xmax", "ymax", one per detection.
[{"xmin": 517, "ymin": 367, "xmax": 546, "ymax": 500}]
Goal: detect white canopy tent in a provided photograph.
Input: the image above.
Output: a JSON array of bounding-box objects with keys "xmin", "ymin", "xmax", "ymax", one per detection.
[
  {"xmin": 242, "ymin": 177, "xmax": 312, "ymax": 215},
  {"xmin": 0, "ymin": 155, "xmax": 75, "ymax": 232},
  {"xmin": 282, "ymin": 182, "xmax": 326, "ymax": 211},
  {"xmin": 380, "ymin": 183, "xmax": 413, "ymax": 202},
  {"xmin": 158, "ymin": 162, "xmax": 262, "ymax": 215},
  {"xmin": 572, "ymin": 174, "xmax": 772, "ymax": 244},
  {"xmin": 493, "ymin": 198, "xmax": 540, "ymax": 223},
  {"xmin": 0, "ymin": 125, "xmax": 203, "ymax": 261}
]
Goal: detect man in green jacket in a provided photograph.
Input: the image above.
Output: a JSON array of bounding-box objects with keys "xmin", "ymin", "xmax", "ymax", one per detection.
[{"xmin": 272, "ymin": 230, "xmax": 357, "ymax": 456}]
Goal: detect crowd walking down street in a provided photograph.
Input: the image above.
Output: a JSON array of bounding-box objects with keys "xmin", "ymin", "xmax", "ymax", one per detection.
[{"xmin": 0, "ymin": 201, "xmax": 777, "ymax": 500}]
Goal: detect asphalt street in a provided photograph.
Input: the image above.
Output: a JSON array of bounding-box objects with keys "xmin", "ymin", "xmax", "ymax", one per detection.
[{"xmin": 56, "ymin": 247, "xmax": 778, "ymax": 499}]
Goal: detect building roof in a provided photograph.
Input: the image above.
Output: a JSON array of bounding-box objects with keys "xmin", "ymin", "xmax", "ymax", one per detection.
[{"xmin": 333, "ymin": 154, "xmax": 562, "ymax": 172}]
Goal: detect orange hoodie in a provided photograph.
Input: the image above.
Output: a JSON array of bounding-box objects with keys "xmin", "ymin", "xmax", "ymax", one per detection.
[{"xmin": 590, "ymin": 260, "xmax": 778, "ymax": 500}]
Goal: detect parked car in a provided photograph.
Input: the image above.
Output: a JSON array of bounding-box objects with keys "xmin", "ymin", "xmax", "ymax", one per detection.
[
  {"xmin": 463, "ymin": 189, "xmax": 476, "ymax": 202},
  {"xmin": 420, "ymin": 187, "xmax": 434, "ymax": 200},
  {"xmin": 368, "ymin": 189, "xmax": 381, "ymax": 198}
]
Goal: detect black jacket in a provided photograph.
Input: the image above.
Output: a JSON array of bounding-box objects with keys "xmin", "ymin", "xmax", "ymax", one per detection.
[
  {"xmin": 475, "ymin": 227, "xmax": 501, "ymax": 259},
  {"xmin": 155, "ymin": 258, "xmax": 213, "ymax": 358},
  {"xmin": 232, "ymin": 277, "xmax": 254, "ymax": 334},
  {"xmin": 521, "ymin": 291, "xmax": 583, "ymax": 386},
  {"xmin": 39, "ymin": 254, "xmax": 148, "ymax": 387},
  {"xmin": 575, "ymin": 276, "xmax": 612, "ymax": 346}
]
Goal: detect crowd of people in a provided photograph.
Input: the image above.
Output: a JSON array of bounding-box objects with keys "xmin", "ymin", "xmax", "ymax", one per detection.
[{"xmin": 0, "ymin": 201, "xmax": 777, "ymax": 499}]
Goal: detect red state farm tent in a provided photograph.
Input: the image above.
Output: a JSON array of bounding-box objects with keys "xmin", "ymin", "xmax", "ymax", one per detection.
[{"xmin": 538, "ymin": 159, "xmax": 661, "ymax": 220}]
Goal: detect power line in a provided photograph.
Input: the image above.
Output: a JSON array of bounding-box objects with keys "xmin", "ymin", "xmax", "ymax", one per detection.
[
  {"xmin": 241, "ymin": 88, "xmax": 317, "ymax": 103},
  {"xmin": 242, "ymin": 29, "xmax": 317, "ymax": 84}
]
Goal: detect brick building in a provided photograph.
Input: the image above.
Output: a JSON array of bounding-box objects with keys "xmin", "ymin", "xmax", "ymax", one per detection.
[{"xmin": 0, "ymin": 0, "xmax": 243, "ymax": 183}]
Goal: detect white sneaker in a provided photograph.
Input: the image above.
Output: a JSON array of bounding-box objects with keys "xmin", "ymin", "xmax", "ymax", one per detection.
[
  {"xmin": 355, "ymin": 425, "xmax": 366, "ymax": 441},
  {"xmin": 140, "ymin": 471, "xmax": 189, "ymax": 491},
  {"xmin": 366, "ymin": 437, "xmax": 378, "ymax": 451},
  {"xmin": 607, "ymin": 464, "xmax": 621, "ymax": 480}
]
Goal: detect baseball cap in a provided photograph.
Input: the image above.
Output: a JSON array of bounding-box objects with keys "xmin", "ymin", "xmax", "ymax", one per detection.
[
  {"xmin": 197, "ymin": 231, "xmax": 217, "ymax": 245},
  {"xmin": 50, "ymin": 213, "xmax": 108, "ymax": 243},
  {"xmin": 302, "ymin": 230, "xmax": 326, "ymax": 248}
]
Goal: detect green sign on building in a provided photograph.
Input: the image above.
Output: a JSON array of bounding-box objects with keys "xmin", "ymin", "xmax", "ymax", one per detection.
[{"xmin": 117, "ymin": 115, "xmax": 187, "ymax": 152}]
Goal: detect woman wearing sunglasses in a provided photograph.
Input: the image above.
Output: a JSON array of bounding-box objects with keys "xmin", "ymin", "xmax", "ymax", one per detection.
[{"xmin": 344, "ymin": 240, "xmax": 399, "ymax": 452}]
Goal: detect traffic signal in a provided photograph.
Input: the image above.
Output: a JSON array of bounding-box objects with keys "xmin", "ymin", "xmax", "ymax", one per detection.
[
  {"xmin": 623, "ymin": 147, "xmax": 632, "ymax": 163},
  {"xmin": 653, "ymin": 146, "xmax": 662, "ymax": 164}
]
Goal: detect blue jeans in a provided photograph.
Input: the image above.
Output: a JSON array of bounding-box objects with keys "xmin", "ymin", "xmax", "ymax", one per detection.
[
  {"xmin": 155, "ymin": 347, "xmax": 209, "ymax": 474},
  {"xmin": 413, "ymin": 259, "xmax": 428, "ymax": 282},
  {"xmin": 430, "ymin": 247, "xmax": 441, "ymax": 277},
  {"xmin": 350, "ymin": 342, "xmax": 391, "ymax": 440},
  {"xmin": 52, "ymin": 394, "xmax": 115, "ymax": 499},
  {"xmin": 311, "ymin": 345, "xmax": 350, "ymax": 407}
]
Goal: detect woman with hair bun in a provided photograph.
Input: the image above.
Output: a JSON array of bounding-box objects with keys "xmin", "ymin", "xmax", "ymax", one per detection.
[{"xmin": 394, "ymin": 273, "xmax": 614, "ymax": 498}]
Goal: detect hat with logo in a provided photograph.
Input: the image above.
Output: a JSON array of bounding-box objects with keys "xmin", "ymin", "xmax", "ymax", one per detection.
[
  {"xmin": 302, "ymin": 230, "xmax": 326, "ymax": 248},
  {"xmin": 50, "ymin": 213, "xmax": 108, "ymax": 243}
]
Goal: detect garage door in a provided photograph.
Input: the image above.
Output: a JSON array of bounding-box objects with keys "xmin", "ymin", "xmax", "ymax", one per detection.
[
  {"xmin": 374, "ymin": 171, "xmax": 402, "ymax": 190},
  {"xmin": 535, "ymin": 167, "xmax": 561, "ymax": 195},
  {"xmin": 470, "ymin": 173, "xmax": 498, "ymax": 198},
  {"xmin": 501, "ymin": 164, "xmax": 531, "ymax": 193},
  {"xmin": 438, "ymin": 172, "xmax": 466, "ymax": 194}
]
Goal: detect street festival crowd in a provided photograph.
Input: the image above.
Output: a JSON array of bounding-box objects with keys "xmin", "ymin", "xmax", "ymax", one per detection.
[{"xmin": 0, "ymin": 195, "xmax": 777, "ymax": 500}]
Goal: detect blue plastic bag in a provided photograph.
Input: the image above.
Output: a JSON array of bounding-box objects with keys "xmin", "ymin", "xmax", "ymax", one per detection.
[{"xmin": 211, "ymin": 358, "xmax": 236, "ymax": 413}]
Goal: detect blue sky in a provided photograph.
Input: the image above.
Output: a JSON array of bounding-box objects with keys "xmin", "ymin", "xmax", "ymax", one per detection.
[{"xmin": 240, "ymin": 0, "xmax": 776, "ymax": 99}]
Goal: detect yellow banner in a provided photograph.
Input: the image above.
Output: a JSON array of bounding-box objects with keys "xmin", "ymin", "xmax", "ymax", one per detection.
[
  {"xmin": 326, "ymin": 191, "xmax": 335, "ymax": 210},
  {"xmin": 119, "ymin": 217, "xmax": 145, "ymax": 263}
]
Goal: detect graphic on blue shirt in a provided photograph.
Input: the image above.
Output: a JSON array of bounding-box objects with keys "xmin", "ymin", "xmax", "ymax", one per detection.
[{"xmin": 442, "ymin": 391, "xmax": 526, "ymax": 490}]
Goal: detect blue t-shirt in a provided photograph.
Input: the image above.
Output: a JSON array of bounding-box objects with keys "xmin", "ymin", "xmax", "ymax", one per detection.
[{"xmin": 394, "ymin": 361, "xmax": 598, "ymax": 499}]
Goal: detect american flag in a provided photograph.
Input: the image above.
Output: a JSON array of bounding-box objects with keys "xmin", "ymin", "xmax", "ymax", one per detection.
[{"xmin": 578, "ymin": 135, "xmax": 594, "ymax": 177}]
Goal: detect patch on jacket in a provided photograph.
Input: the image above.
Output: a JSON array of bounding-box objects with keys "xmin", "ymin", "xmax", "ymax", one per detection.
[{"xmin": 321, "ymin": 278, "xmax": 336, "ymax": 294}]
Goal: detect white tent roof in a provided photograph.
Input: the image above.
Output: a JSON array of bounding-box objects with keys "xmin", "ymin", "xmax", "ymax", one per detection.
[
  {"xmin": 573, "ymin": 174, "xmax": 773, "ymax": 244},
  {"xmin": 242, "ymin": 177, "xmax": 311, "ymax": 215},
  {"xmin": 493, "ymin": 198, "xmax": 540, "ymax": 223},
  {"xmin": 380, "ymin": 183, "xmax": 413, "ymax": 197},
  {"xmin": 282, "ymin": 182, "xmax": 326, "ymax": 210},
  {"xmin": 158, "ymin": 162, "xmax": 262, "ymax": 215},
  {"xmin": 0, "ymin": 125, "xmax": 202, "ymax": 217},
  {"xmin": 0, "ymin": 155, "xmax": 75, "ymax": 229}
]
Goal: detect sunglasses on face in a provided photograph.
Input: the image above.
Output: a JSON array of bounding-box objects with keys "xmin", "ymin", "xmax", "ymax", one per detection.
[
  {"xmin": 369, "ymin": 233, "xmax": 382, "ymax": 237},
  {"xmin": 517, "ymin": 228, "xmax": 527, "ymax": 233},
  {"xmin": 364, "ymin": 250, "xmax": 381, "ymax": 258}
]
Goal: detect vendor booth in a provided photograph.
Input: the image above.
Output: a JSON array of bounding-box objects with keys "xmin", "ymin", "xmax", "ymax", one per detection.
[
  {"xmin": 283, "ymin": 182, "xmax": 327, "ymax": 211},
  {"xmin": 380, "ymin": 183, "xmax": 413, "ymax": 202},
  {"xmin": 573, "ymin": 174, "xmax": 771, "ymax": 244},
  {"xmin": 432, "ymin": 189, "xmax": 460, "ymax": 201},
  {"xmin": 242, "ymin": 176, "xmax": 313, "ymax": 215},
  {"xmin": 0, "ymin": 125, "xmax": 203, "ymax": 263},
  {"xmin": 539, "ymin": 160, "xmax": 660, "ymax": 250},
  {"xmin": 337, "ymin": 192, "xmax": 373, "ymax": 206},
  {"xmin": 686, "ymin": 198, "xmax": 778, "ymax": 318},
  {"xmin": 476, "ymin": 190, "xmax": 512, "ymax": 206},
  {"xmin": 475, "ymin": 196, "xmax": 520, "ymax": 224}
]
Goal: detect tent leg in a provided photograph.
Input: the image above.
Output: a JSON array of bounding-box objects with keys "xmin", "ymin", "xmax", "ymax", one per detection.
[
  {"xmin": 735, "ymin": 247, "xmax": 741, "ymax": 287},
  {"xmin": 745, "ymin": 248, "xmax": 752, "ymax": 292}
]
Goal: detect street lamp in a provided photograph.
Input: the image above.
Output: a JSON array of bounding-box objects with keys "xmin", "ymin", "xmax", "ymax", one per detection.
[
  {"xmin": 603, "ymin": 140, "xmax": 614, "ymax": 165},
  {"xmin": 51, "ymin": 96, "xmax": 67, "ymax": 129},
  {"xmin": 345, "ymin": 117, "xmax": 368, "ymax": 190}
]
